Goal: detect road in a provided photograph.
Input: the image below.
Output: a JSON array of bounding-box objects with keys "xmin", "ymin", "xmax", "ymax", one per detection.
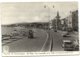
[
  {"xmin": 51, "ymin": 30, "xmax": 64, "ymax": 51},
  {"xmin": 41, "ymin": 29, "xmax": 64, "ymax": 51},
  {"xmin": 3, "ymin": 29, "xmax": 64, "ymax": 52},
  {"xmin": 2, "ymin": 28, "xmax": 79, "ymax": 53},
  {"xmin": 3, "ymin": 29, "xmax": 48, "ymax": 52}
]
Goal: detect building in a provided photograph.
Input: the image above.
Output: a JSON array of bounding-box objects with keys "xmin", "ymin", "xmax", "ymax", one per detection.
[
  {"xmin": 72, "ymin": 10, "xmax": 78, "ymax": 31},
  {"xmin": 66, "ymin": 10, "xmax": 78, "ymax": 31},
  {"xmin": 52, "ymin": 18, "xmax": 56, "ymax": 29},
  {"xmin": 52, "ymin": 11, "xmax": 61, "ymax": 30},
  {"xmin": 55, "ymin": 11, "xmax": 61, "ymax": 30},
  {"xmin": 60, "ymin": 10, "xmax": 78, "ymax": 31},
  {"xmin": 61, "ymin": 18, "xmax": 68, "ymax": 31}
]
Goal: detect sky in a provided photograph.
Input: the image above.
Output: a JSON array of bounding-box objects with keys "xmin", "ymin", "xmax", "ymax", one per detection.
[{"xmin": 0, "ymin": 2, "xmax": 78, "ymax": 25}]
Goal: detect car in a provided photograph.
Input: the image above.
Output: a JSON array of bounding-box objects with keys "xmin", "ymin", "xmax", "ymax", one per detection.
[
  {"xmin": 62, "ymin": 40, "xmax": 74, "ymax": 51},
  {"xmin": 54, "ymin": 30, "xmax": 57, "ymax": 32},
  {"xmin": 54, "ymin": 29, "xmax": 57, "ymax": 32},
  {"xmin": 28, "ymin": 30, "xmax": 34, "ymax": 39},
  {"xmin": 62, "ymin": 32, "xmax": 71, "ymax": 37}
]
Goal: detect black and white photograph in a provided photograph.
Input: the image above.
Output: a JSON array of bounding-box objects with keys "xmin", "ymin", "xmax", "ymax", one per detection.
[{"xmin": 1, "ymin": 2, "xmax": 79, "ymax": 56}]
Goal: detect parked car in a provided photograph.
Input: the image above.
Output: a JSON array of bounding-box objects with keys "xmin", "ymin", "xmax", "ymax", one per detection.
[
  {"xmin": 62, "ymin": 40, "xmax": 79, "ymax": 51},
  {"xmin": 62, "ymin": 32, "xmax": 71, "ymax": 37},
  {"xmin": 54, "ymin": 29, "xmax": 57, "ymax": 32},
  {"xmin": 62, "ymin": 40, "xmax": 74, "ymax": 51}
]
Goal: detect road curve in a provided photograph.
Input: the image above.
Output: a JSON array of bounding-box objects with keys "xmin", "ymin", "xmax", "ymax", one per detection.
[{"xmin": 3, "ymin": 28, "xmax": 48, "ymax": 52}]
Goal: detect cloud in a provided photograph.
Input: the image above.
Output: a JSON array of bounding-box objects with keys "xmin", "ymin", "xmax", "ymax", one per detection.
[{"xmin": 1, "ymin": 2, "xmax": 78, "ymax": 25}]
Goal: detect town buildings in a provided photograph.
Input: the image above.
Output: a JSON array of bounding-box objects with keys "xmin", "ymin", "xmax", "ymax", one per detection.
[
  {"xmin": 72, "ymin": 10, "xmax": 78, "ymax": 31},
  {"xmin": 52, "ymin": 11, "xmax": 61, "ymax": 30},
  {"xmin": 51, "ymin": 10, "xmax": 78, "ymax": 31}
]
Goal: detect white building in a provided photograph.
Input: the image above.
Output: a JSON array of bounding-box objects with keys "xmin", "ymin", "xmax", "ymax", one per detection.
[{"xmin": 67, "ymin": 14, "xmax": 73, "ymax": 29}]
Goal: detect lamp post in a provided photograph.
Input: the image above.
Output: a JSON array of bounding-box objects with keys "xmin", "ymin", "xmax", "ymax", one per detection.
[
  {"xmin": 44, "ymin": 5, "xmax": 54, "ymax": 30},
  {"xmin": 44, "ymin": 5, "xmax": 54, "ymax": 51}
]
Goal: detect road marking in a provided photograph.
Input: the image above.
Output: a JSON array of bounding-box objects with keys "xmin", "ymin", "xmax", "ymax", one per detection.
[
  {"xmin": 49, "ymin": 36, "xmax": 52, "ymax": 51},
  {"xmin": 40, "ymin": 29, "xmax": 49, "ymax": 51}
]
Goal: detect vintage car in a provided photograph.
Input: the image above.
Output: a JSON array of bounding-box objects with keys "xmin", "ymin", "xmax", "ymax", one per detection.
[
  {"xmin": 62, "ymin": 32, "xmax": 71, "ymax": 37},
  {"xmin": 28, "ymin": 30, "xmax": 34, "ymax": 39},
  {"xmin": 62, "ymin": 40, "xmax": 79, "ymax": 51},
  {"xmin": 62, "ymin": 40, "xmax": 74, "ymax": 51}
]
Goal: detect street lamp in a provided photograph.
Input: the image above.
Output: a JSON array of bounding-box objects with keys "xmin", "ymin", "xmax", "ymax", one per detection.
[
  {"xmin": 44, "ymin": 5, "xmax": 54, "ymax": 30},
  {"xmin": 44, "ymin": 5, "xmax": 54, "ymax": 51}
]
